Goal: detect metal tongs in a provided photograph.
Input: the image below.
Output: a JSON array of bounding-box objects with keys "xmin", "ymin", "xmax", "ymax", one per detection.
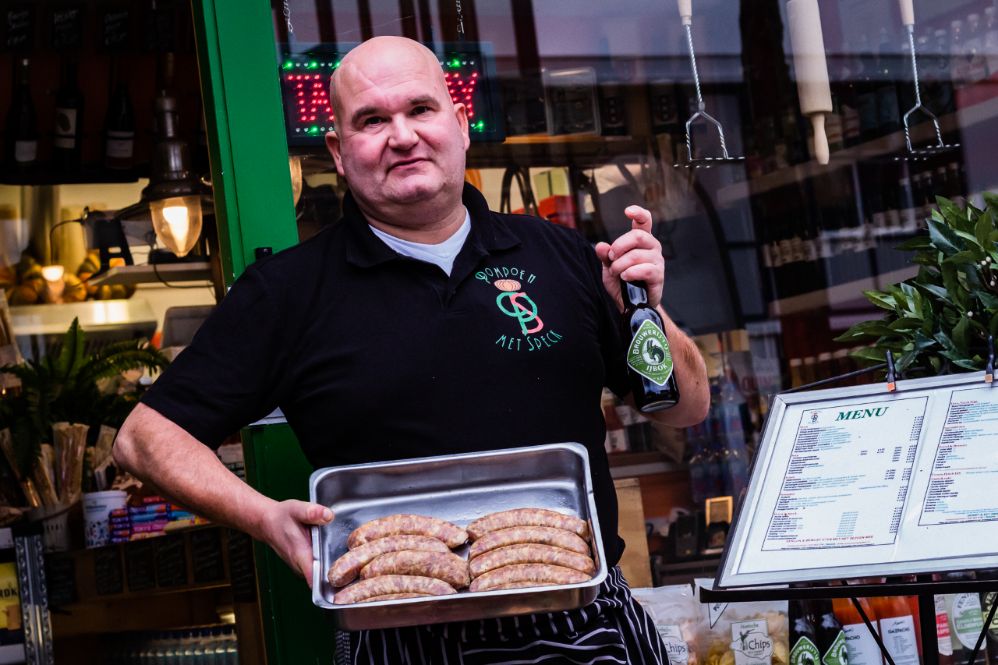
[
  {"xmin": 675, "ymin": 0, "xmax": 744, "ymax": 168},
  {"xmin": 898, "ymin": 0, "xmax": 960, "ymax": 159}
]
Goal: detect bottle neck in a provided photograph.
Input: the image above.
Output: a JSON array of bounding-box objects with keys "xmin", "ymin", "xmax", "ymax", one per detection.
[{"xmin": 620, "ymin": 279, "xmax": 650, "ymax": 308}]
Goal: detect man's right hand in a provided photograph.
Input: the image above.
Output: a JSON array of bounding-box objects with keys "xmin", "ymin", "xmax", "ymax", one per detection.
[{"xmin": 255, "ymin": 499, "xmax": 334, "ymax": 588}]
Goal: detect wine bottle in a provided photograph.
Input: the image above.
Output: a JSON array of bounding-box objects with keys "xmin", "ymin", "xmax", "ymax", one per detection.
[
  {"xmin": 104, "ymin": 59, "xmax": 135, "ymax": 170},
  {"xmin": 53, "ymin": 58, "xmax": 84, "ymax": 173},
  {"xmin": 620, "ymin": 280, "xmax": 680, "ymax": 413},
  {"xmin": 4, "ymin": 58, "xmax": 38, "ymax": 172}
]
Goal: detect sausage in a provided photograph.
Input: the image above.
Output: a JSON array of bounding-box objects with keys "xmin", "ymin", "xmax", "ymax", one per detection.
[
  {"xmin": 347, "ymin": 514, "xmax": 468, "ymax": 549},
  {"xmin": 469, "ymin": 544, "xmax": 595, "ymax": 579},
  {"xmin": 327, "ymin": 535, "xmax": 450, "ymax": 587},
  {"xmin": 360, "ymin": 550, "xmax": 470, "ymax": 589},
  {"xmin": 469, "ymin": 564, "xmax": 591, "ymax": 592},
  {"xmin": 467, "ymin": 508, "xmax": 590, "ymax": 541},
  {"xmin": 356, "ymin": 593, "xmax": 431, "ymax": 603},
  {"xmin": 468, "ymin": 526, "xmax": 590, "ymax": 559},
  {"xmin": 334, "ymin": 575, "xmax": 456, "ymax": 604}
]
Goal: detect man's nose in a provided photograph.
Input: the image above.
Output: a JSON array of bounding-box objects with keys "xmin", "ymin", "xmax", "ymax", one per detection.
[{"xmin": 387, "ymin": 117, "xmax": 418, "ymax": 149}]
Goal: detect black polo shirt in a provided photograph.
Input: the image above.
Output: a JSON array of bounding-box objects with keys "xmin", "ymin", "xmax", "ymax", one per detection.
[{"xmin": 142, "ymin": 183, "xmax": 632, "ymax": 565}]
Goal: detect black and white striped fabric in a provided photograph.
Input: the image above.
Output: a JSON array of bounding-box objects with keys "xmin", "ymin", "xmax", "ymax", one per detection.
[{"xmin": 337, "ymin": 566, "xmax": 666, "ymax": 665}]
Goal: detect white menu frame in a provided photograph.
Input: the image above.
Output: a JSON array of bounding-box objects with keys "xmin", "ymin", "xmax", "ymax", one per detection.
[{"xmin": 717, "ymin": 371, "xmax": 998, "ymax": 588}]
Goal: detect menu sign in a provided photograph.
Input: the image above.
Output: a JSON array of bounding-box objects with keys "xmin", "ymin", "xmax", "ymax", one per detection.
[
  {"xmin": 4, "ymin": 5, "xmax": 34, "ymax": 50},
  {"xmin": 718, "ymin": 373, "xmax": 998, "ymax": 587}
]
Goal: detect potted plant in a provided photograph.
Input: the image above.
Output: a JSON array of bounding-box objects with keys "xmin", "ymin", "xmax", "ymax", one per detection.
[
  {"xmin": 836, "ymin": 194, "xmax": 998, "ymax": 377},
  {"xmin": 0, "ymin": 318, "xmax": 167, "ymax": 508}
]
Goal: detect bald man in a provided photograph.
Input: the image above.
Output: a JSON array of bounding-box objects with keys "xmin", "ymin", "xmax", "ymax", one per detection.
[{"xmin": 115, "ymin": 37, "xmax": 708, "ymax": 664}]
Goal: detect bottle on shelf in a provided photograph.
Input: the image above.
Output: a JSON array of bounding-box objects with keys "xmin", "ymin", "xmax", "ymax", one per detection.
[
  {"xmin": 855, "ymin": 34, "xmax": 880, "ymax": 141},
  {"xmin": 871, "ymin": 595, "xmax": 922, "ymax": 665},
  {"xmin": 944, "ymin": 588, "xmax": 988, "ymax": 665},
  {"xmin": 717, "ymin": 367, "xmax": 750, "ymax": 503},
  {"xmin": 833, "ymin": 596, "xmax": 884, "ymax": 665},
  {"xmin": 951, "ymin": 20, "xmax": 969, "ymax": 86},
  {"xmin": 876, "ymin": 27, "xmax": 901, "ymax": 137},
  {"xmin": 104, "ymin": 59, "xmax": 135, "ymax": 171},
  {"xmin": 620, "ymin": 279, "xmax": 680, "ymax": 413},
  {"xmin": 985, "ymin": 7, "xmax": 998, "ymax": 79},
  {"xmin": 790, "ymin": 599, "xmax": 822, "ymax": 665},
  {"xmin": 686, "ymin": 427, "xmax": 713, "ymax": 506},
  {"xmin": 5, "ymin": 58, "xmax": 39, "ymax": 172},
  {"xmin": 936, "ymin": 592, "xmax": 956, "ymax": 665},
  {"xmin": 836, "ymin": 39, "xmax": 862, "ymax": 147},
  {"xmin": 53, "ymin": 58, "xmax": 85, "ymax": 173},
  {"xmin": 965, "ymin": 13, "xmax": 989, "ymax": 86},
  {"xmin": 930, "ymin": 28, "xmax": 957, "ymax": 115},
  {"xmin": 977, "ymin": 569, "xmax": 998, "ymax": 665},
  {"xmin": 813, "ymin": 599, "xmax": 849, "ymax": 665}
]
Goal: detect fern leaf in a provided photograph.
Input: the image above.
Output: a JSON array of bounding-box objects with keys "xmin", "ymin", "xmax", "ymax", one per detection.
[
  {"xmin": 54, "ymin": 318, "xmax": 86, "ymax": 382},
  {"xmin": 79, "ymin": 348, "xmax": 168, "ymax": 386}
]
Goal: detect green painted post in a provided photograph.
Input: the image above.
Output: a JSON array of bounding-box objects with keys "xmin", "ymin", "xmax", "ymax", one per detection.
[{"xmin": 190, "ymin": 2, "xmax": 334, "ymax": 663}]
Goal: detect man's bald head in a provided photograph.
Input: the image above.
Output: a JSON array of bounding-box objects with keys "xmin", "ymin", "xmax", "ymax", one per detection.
[{"xmin": 329, "ymin": 36, "xmax": 447, "ymax": 127}]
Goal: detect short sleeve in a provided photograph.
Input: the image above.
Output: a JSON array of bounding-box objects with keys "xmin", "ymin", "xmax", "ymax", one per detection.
[
  {"xmin": 141, "ymin": 265, "xmax": 293, "ymax": 448},
  {"xmin": 577, "ymin": 235, "xmax": 630, "ymax": 399}
]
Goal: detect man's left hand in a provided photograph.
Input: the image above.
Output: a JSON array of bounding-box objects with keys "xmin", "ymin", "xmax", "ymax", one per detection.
[{"xmin": 594, "ymin": 205, "xmax": 665, "ymax": 311}]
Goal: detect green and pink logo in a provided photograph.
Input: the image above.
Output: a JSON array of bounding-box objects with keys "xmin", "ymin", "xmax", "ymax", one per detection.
[{"xmin": 493, "ymin": 279, "xmax": 544, "ymax": 335}]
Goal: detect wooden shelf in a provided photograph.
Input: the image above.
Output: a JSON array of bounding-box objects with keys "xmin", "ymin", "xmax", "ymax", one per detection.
[
  {"xmin": 608, "ymin": 451, "xmax": 681, "ymax": 478},
  {"xmin": 87, "ymin": 262, "xmax": 213, "ymax": 287},
  {"xmin": 716, "ymin": 94, "xmax": 998, "ymax": 207}
]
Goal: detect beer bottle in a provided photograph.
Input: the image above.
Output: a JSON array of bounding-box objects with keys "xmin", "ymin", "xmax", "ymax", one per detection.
[
  {"xmin": 790, "ymin": 600, "xmax": 822, "ymax": 665},
  {"xmin": 621, "ymin": 279, "xmax": 680, "ymax": 413},
  {"xmin": 813, "ymin": 599, "xmax": 849, "ymax": 665}
]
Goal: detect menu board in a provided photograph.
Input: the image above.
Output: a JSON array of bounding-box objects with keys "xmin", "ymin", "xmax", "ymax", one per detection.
[{"xmin": 718, "ymin": 373, "xmax": 998, "ymax": 588}]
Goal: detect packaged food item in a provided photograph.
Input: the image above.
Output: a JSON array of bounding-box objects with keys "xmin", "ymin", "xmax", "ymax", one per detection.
[
  {"xmin": 631, "ymin": 584, "xmax": 700, "ymax": 665},
  {"xmin": 694, "ymin": 579, "xmax": 790, "ymax": 665}
]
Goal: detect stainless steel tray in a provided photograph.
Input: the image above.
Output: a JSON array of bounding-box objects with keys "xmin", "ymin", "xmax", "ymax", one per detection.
[{"xmin": 309, "ymin": 442, "xmax": 607, "ymax": 630}]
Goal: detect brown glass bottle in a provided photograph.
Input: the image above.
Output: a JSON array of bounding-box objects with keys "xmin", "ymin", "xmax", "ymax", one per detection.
[{"xmin": 621, "ymin": 280, "xmax": 680, "ymax": 413}]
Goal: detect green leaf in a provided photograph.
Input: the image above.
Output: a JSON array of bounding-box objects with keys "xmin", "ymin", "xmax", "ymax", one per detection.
[
  {"xmin": 888, "ymin": 317, "xmax": 923, "ymax": 331},
  {"xmin": 835, "ymin": 320, "xmax": 897, "ymax": 341},
  {"xmin": 928, "ymin": 218, "xmax": 964, "ymax": 256},
  {"xmin": 976, "ymin": 209, "xmax": 995, "ymax": 248},
  {"xmin": 863, "ymin": 290, "xmax": 897, "ymax": 311},
  {"xmin": 978, "ymin": 290, "xmax": 998, "ymax": 311},
  {"xmin": 54, "ymin": 318, "xmax": 85, "ymax": 382},
  {"xmin": 897, "ymin": 236, "xmax": 934, "ymax": 252},
  {"xmin": 984, "ymin": 192, "xmax": 998, "ymax": 211},
  {"xmin": 953, "ymin": 315, "xmax": 971, "ymax": 353},
  {"xmin": 916, "ymin": 282, "xmax": 952, "ymax": 304},
  {"xmin": 943, "ymin": 250, "xmax": 982, "ymax": 266}
]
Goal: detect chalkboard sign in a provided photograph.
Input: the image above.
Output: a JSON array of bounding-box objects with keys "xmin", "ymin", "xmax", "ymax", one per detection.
[
  {"xmin": 125, "ymin": 541, "xmax": 156, "ymax": 592},
  {"xmin": 190, "ymin": 529, "xmax": 224, "ymax": 584},
  {"xmin": 100, "ymin": 6, "xmax": 129, "ymax": 50},
  {"xmin": 4, "ymin": 4, "xmax": 34, "ymax": 50},
  {"xmin": 50, "ymin": 4, "xmax": 83, "ymax": 50},
  {"xmin": 94, "ymin": 548, "xmax": 123, "ymax": 596},
  {"xmin": 226, "ymin": 529, "xmax": 256, "ymax": 602},
  {"xmin": 154, "ymin": 535, "xmax": 187, "ymax": 588},
  {"xmin": 45, "ymin": 554, "xmax": 76, "ymax": 607}
]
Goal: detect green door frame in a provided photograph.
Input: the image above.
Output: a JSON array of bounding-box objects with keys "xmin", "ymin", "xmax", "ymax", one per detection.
[{"xmin": 191, "ymin": 2, "xmax": 333, "ymax": 663}]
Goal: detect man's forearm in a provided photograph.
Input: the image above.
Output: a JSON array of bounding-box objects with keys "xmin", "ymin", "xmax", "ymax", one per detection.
[
  {"xmin": 645, "ymin": 305, "xmax": 710, "ymax": 427},
  {"xmin": 113, "ymin": 403, "xmax": 277, "ymax": 540}
]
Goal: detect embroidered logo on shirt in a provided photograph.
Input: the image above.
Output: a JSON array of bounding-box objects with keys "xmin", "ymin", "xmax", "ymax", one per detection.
[{"xmin": 476, "ymin": 266, "xmax": 563, "ymax": 352}]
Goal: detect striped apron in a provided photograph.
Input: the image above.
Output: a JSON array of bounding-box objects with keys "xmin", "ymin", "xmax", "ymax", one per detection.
[{"xmin": 336, "ymin": 566, "xmax": 666, "ymax": 664}]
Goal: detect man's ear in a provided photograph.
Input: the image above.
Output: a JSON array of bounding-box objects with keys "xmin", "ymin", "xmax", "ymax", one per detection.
[
  {"xmin": 325, "ymin": 130, "xmax": 345, "ymax": 176},
  {"xmin": 453, "ymin": 103, "xmax": 470, "ymax": 151}
]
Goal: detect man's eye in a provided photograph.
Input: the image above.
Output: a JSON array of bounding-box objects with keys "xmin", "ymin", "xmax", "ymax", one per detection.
[
  {"xmin": 411, "ymin": 105, "xmax": 431, "ymax": 116},
  {"xmin": 364, "ymin": 116, "xmax": 384, "ymax": 126}
]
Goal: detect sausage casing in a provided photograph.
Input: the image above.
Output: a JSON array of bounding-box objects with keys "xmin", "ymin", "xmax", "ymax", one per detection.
[
  {"xmin": 468, "ymin": 564, "xmax": 590, "ymax": 592},
  {"xmin": 468, "ymin": 526, "xmax": 590, "ymax": 559},
  {"xmin": 347, "ymin": 514, "xmax": 468, "ymax": 549},
  {"xmin": 356, "ymin": 593, "xmax": 430, "ymax": 603},
  {"xmin": 469, "ymin": 543, "xmax": 595, "ymax": 579},
  {"xmin": 327, "ymin": 535, "xmax": 450, "ymax": 587},
  {"xmin": 334, "ymin": 575, "xmax": 456, "ymax": 604},
  {"xmin": 360, "ymin": 550, "xmax": 470, "ymax": 589},
  {"xmin": 467, "ymin": 508, "xmax": 590, "ymax": 541}
]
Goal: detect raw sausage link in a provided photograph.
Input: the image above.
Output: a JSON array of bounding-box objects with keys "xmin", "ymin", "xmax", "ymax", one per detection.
[
  {"xmin": 334, "ymin": 575, "xmax": 456, "ymax": 604},
  {"xmin": 347, "ymin": 514, "xmax": 468, "ymax": 549},
  {"xmin": 468, "ymin": 526, "xmax": 590, "ymax": 560},
  {"xmin": 327, "ymin": 535, "xmax": 450, "ymax": 587},
  {"xmin": 469, "ymin": 544, "xmax": 595, "ymax": 579},
  {"xmin": 361, "ymin": 550, "xmax": 470, "ymax": 589},
  {"xmin": 469, "ymin": 564, "xmax": 590, "ymax": 592},
  {"xmin": 356, "ymin": 593, "xmax": 431, "ymax": 603},
  {"xmin": 467, "ymin": 508, "xmax": 590, "ymax": 541}
]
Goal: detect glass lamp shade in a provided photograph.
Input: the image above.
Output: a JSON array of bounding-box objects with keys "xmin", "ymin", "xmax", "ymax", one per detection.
[{"xmin": 149, "ymin": 195, "xmax": 203, "ymax": 257}]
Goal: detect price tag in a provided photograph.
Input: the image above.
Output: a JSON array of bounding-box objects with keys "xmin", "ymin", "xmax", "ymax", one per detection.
[
  {"xmin": 4, "ymin": 4, "xmax": 34, "ymax": 50},
  {"xmin": 50, "ymin": 4, "xmax": 83, "ymax": 50},
  {"xmin": 100, "ymin": 5, "xmax": 130, "ymax": 50}
]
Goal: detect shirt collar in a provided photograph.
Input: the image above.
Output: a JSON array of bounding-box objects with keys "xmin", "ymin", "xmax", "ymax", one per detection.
[{"xmin": 343, "ymin": 183, "xmax": 520, "ymax": 269}]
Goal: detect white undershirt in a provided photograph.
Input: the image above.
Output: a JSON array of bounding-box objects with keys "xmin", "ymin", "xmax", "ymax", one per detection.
[{"xmin": 368, "ymin": 209, "xmax": 471, "ymax": 276}]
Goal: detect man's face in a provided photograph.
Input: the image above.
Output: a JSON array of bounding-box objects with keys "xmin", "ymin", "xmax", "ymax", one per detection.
[{"xmin": 326, "ymin": 40, "xmax": 470, "ymax": 220}]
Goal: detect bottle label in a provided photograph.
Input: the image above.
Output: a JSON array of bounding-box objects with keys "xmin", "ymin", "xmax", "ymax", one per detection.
[
  {"xmin": 790, "ymin": 636, "xmax": 821, "ymax": 665},
  {"xmin": 880, "ymin": 615, "xmax": 920, "ymax": 665},
  {"xmin": 821, "ymin": 630, "xmax": 848, "ymax": 665},
  {"xmin": 730, "ymin": 619, "xmax": 773, "ymax": 665},
  {"xmin": 843, "ymin": 622, "xmax": 883, "ymax": 665},
  {"xmin": 626, "ymin": 319, "xmax": 673, "ymax": 387},
  {"xmin": 105, "ymin": 131, "xmax": 134, "ymax": 159},
  {"xmin": 952, "ymin": 593, "xmax": 985, "ymax": 649},
  {"xmin": 984, "ymin": 591, "xmax": 998, "ymax": 640},
  {"xmin": 659, "ymin": 624, "xmax": 690, "ymax": 665},
  {"xmin": 54, "ymin": 107, "xmax": 78, "ymax": 148},
  {"xmin": 14, "ymin": 140, "xmax": 37, "ymax": 163}
]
